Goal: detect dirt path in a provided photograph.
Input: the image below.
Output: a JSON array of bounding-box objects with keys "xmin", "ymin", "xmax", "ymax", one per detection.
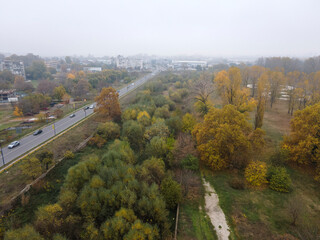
[{"xmin": 203, "ymin": 178, "xmax": 230, "ymax": 240}]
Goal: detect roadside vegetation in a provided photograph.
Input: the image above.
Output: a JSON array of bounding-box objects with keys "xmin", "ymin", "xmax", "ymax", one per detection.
[{"xmin": 1, "ymin": 57, "xmax": 320, "ymax": 239}]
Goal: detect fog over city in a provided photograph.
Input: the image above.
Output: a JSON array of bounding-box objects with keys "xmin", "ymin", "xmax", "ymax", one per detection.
[{"xmin": 1, "ymin": 0, "xmax": 320, "ymax": 57}]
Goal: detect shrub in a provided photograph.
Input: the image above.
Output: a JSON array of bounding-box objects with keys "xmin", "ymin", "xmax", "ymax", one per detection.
[
  {"xmin": 270, "ymin": 149, "xmax": 289, "ymax": 166},
  {"xmin": 181, "ymin": 154, "xmax": 199, "ymax": 171},
  {"xmin": 245, "ymin": 161, "xmax": 268, "ymax": 187},
  {"xmin": 229, "ymin": 177, "xmax": 245, "ymax": 190},
  {"xmin": 64, "ymin": 151, "xmax": 75, "ymax": 159},
  {"xmin": 269, "ymin": 167, "xmax": 292, "ymax": 192}
]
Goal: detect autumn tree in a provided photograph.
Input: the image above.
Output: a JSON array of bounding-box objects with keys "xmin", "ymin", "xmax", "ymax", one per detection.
[
  {"xmin": 282, "ymin": 103, "xmax": 320, "ymax": 180},
  {"xmin": 137, "ymin": 111, "xmax": 151, "ymax": 126},
  {"xmin": 269, "ymin": 70, "xmax": 285, "ymax": 108},
  {"xmin": 215, "ymin": 67, "xmax": 255, "ymax": 112},
  {"xmin": 255, "ymin": 72, "xmax": 270, "ymax": 129},
  {"xmin": 193, "ymin": 105, "xmax": 265, "ymax": 170},
  {"xmin": 19, "ymin": 157, "xmax": 42, "ymax": 180},
  {"xmin": 37, "ymin": 150, "xmax": 54, "ymax": 170},
  {"xmin": 181, "ymin": 113, "xmax": 196, "ymax": 133},
  {"xmin": 53, "ymin": 85, "xmax": 67, "ymax": 100},
  {"xmin": 95, "ymin": 87, "xmax": 121, "ymax": 121},
  {"xmin": 13, "ymin": 106, "xmax": 23, "ymax": 117}
]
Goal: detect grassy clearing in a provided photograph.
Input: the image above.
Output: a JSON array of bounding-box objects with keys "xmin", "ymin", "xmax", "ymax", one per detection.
[
  {"xmin": 201, "ymin": 100, "xmax": 320, "ymax": 240},
  {"xmin": 178, "ymin": 202, "xmax": 218, "ymax": 240},
  {"xmin": 177, "ymin": 171, "xmax": 218, "ymax": 240}
]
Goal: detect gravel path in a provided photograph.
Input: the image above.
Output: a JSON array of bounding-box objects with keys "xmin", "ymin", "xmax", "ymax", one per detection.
[{"xmin": 203, "ymin": 178, "xmax": 230, "ymax": 240}]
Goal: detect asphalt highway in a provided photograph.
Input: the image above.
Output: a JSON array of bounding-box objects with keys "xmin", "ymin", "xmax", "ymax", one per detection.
[{"xmin": 0, "ymin": 70, "xmax": 159, "ymax": 167}]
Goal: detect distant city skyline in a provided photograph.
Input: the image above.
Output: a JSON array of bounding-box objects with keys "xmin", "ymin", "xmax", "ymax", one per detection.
[{"xmin": 1, "ymin": 0, "xmax": 320, "ymax": 58}]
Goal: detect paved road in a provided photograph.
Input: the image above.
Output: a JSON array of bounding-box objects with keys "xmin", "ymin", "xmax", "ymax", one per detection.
[{"xmin": 0, "ymin": 70, "xmax": 160, "ymax": 167}]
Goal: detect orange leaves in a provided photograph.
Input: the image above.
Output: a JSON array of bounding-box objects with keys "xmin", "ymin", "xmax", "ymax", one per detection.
[{"xmin": 94, "ymin": 87, "xmax": 121, "ymax": 121}]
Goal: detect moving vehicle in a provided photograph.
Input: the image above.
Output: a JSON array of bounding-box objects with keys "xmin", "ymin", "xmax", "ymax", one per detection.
[
  {"xmin": 69, "ymin": 113, "xmax": 76, "ymax": 118},
  {"xmin": 33, "ymin": 129, "xmax": 43, "ymax": 136},
  {"xmin": 8, "ymin": 141, "xmax": 20, "ymax": 149},
  {"xmin": 89, "ymin": 105, "xmax": 94, "ymax": 109},
  {"xmin": 84, "ymin": 106, "xmax": 89, "ymax": 110}
]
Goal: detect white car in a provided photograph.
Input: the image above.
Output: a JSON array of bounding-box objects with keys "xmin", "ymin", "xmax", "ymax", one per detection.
[
  {"xmin": 8, "ymin": 141, "xmax": 20, "ymax": 149},
  {"xmin": 89, "ymin": 105, "xmax": 94, "ymax": 109}
]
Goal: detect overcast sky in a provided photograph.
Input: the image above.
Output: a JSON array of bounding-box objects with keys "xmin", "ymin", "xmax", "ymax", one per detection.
[{"xmin": 1, "ymin": 0, "xmax": 319, "ymax": 57}]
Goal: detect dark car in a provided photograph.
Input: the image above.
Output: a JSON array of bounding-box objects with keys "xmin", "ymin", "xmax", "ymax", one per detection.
[
  {"xmin": 33, "ymin": 129, "xmax": 43, "ymax": 136},
  {"xmin": 69, "ymin": 113, "xmax": 76, "ymax": 118},
  {"xmin": 84, "ymin": 106, "xmax": 89, "ymax": 110}
]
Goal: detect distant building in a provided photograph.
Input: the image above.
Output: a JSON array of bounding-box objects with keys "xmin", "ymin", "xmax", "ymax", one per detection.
[
  {"xmin": 0, "ymin": 89, "xmax": 18, "ymax": 103},
  {"xmin": 45, "ymin": 60, "xmax": 60, "ymax": 72},
  {"xmin": 0, "ymin": 60, "xmax": 26, "ymax": 79},
  {"xmin": 172, "ymin": 60, "xmax": 207, "ymax": 70},
  {"xmin": 83, "ymin": 67, "xmax": 102, "ymax": 72}
]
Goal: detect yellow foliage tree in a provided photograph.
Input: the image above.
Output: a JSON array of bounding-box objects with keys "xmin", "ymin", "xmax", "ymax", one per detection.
[
  {"xmin": 137, "ymin": 111, "xmax": 151, "ymax": 126},
  {"xmin": 53, "ymin": 85, "xmax": 66, "ymax": 100},
  {"xmin": 67, "ymin": 73, "xmax": 75, "ymax": 80},
  {"xmin": 254, "ymin": 72, "xmax": 270, "ymax": 129},
  {"xmin": 13, "ymin": 106, "xmax": 23, "ymax": 117},
  {"xmin": 181, "ymin": 113, "xmax": 196, "ymax": 133},
  {"xmin": 94, "ymin": 87, "xmax": 121, "ymax": 121},
  {"xmin": 283, "ymin": 103, "xmax": 320, "ymax": 179},
  {"xmin": 245, "ymin": 161, "xmax": 268, "ymax": 187},
  {"xmin": 192, "ymin": 105, "xmax": 265, "ymax": 170},
  {"xmin": 19, "ymin": 157, "xmax": 42, "ymax": 180},
  {"xmin": 215, "ymin": 67, "xmax": 256, "ymax": 112}
]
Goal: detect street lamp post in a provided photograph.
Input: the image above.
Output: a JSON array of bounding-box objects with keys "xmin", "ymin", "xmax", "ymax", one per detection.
[
  {"xmin": 84, "ymin": 109, "xmax": 87, "ymax": 117},
  {"xmin": 0, "ymin": 140, "xmax": 5, "ymax": 166}
]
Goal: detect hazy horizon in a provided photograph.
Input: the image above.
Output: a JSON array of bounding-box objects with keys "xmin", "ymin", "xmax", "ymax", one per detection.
[{"xmin": 1, "ymin": 0, "xmax": 320, "ymax": 58}]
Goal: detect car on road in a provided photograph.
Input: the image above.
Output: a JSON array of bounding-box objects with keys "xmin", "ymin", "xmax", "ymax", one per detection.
[
  {"xmin": 131, "ymin": 82, "xmax": 135, "ymax": 86},
  {"xmin": 8, "ymin": 141, "xmax": 20, "ymax": 149},
  {"xmin": 69, "ymin": 113, "xmax": 76, "ymax": 118},
  {"xmin": 33, "ymin": 129, "xmax": 43, "ymax": 136},
  {"xmin": 89, "ymin": 105, "xmax": 94, "ymax": 109},
  {"xmin": 84, "ymin": 106, "xmax": 89, "ymax": 110}
]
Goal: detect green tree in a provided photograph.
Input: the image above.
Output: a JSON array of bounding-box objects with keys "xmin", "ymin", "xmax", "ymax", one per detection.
[
  {"xmin": 181, "ymin": 113, "xmax": 196, "ymax": 133},
  {"xmin": 160, "ymin": 177, "xmax": 182, "ymax": 209},
  {"xmin": 122, "ymin": 120, "xmax": 144, "ymax": 152},
  {"xmin": 181, "ymin": 154, "xmax": 199, "ymax": 171},
  {"xmin": 145, "ymin": 137, "xmax": 168, "ymax": 159},
  {"xmin": 96, "ymin": 121, "xmax": 120, "ymax": 142},
  {"xmin": 139, "ymin": 157, "xmax": 165, "ymax": 185},
  {"xmin": 4, "ymin": 225, "xmax": 44, "ymax": 240}
]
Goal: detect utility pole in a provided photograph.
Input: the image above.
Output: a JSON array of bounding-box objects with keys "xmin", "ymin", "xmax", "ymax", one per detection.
[{"xmin": 84, "ymin": 109, "xmax": 87, "ymax": 117}]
